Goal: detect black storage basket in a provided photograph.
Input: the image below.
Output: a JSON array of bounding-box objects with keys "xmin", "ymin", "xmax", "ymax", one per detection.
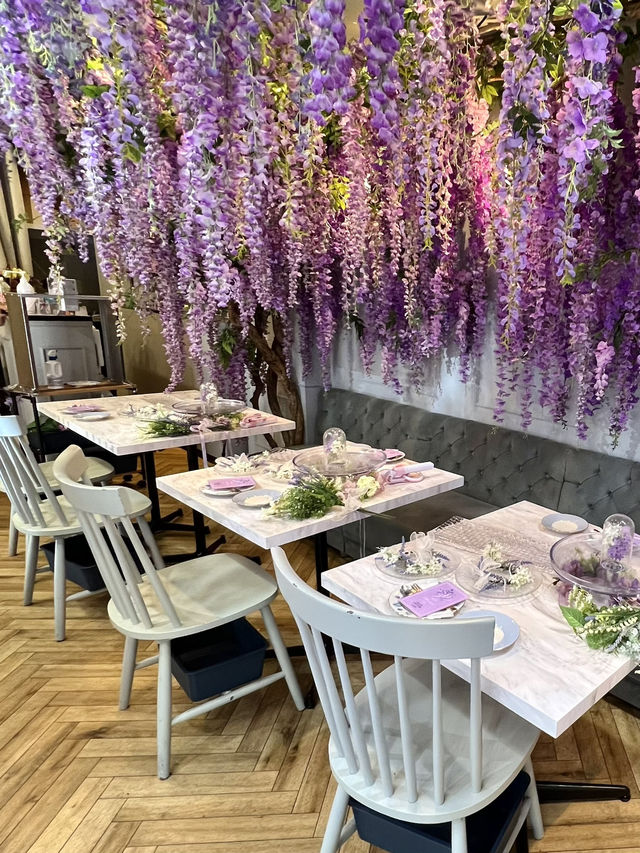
[{"xmin": 171, "ymin": 618, "xmax": 268, "ymax": 702}]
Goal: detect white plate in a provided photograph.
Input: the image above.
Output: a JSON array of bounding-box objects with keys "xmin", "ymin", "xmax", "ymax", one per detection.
[
  {"xmin": 232, "ymin": 488, "xmax": 281, "ymax": 509},
  {"xmin": 73, "ymin": 412, "xmax": 110, "ymax": 421},
  {"xmin": 459, "ymin": 609, "xmax": 520, "ymax": 652},
  {"xmin": 201, "ymin": 483, "xmax": 255, "ymax": 498},
  {"xmin": 388, "ymin": 579, "xmax": 467, "ymax": 620},
  {"xmin": 66, "ymin": 380, "xmax": 105, "ymax": 387},
  {"xmin": 542, "ymin": 513, "xmax": 588, "ymax": 535}
]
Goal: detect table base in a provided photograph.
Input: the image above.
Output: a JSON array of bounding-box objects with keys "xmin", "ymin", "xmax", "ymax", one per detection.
[
  {"xmin": 536, "ymin": 781, "xmax": 630, "ymax": 803},
  {"xmin": 144, "ymin": 448, "xmax": 223, "ymax": 561}
]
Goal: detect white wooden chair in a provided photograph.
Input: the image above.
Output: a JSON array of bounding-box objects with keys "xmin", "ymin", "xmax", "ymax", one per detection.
[
  {"xmin": 54, "ymin": 445, "xmax": 305, "ymax": 779},
  {"xmin": 0, "ymin": 416, "xmax": 148, "ymax": 641},
  {"xmin": 0, "ymin": 415, "xmax": 115, "ymax": 557},
  {"xmin": 271, "ymin": 547, "xmax": 544, "ymax": 853}
]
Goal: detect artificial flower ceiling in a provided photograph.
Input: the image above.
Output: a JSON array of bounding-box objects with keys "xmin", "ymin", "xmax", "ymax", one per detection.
[{"xmin": 1, "ymin": 0, "xmax": 640, "ymax": 443}]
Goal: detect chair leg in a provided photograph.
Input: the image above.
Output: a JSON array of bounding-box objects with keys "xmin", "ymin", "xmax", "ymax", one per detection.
[
  {"xmin": 320, "ymin": 786, "xmax": 352, "ymax": 853},
  {"xmin": 23, "ymin": 534, "xmax": 39, "ymax": 605},
  {"xmin": 119, "ymin": 636, "xmax": 138, "ymax": 711},
  {"xmin": 451, "ymin": 818, "xmax": 467, "ymax": 853},
  {"xmin": 157, "ymin": 640, "xmax": 172, "ymax": 780},
  {"xmin": 260, "ymin": 605, "xmax": 305, "ymax": 711},
  {"xmin": 8, "ymin": 517, "xmax": 18, "ymax": 556},
  {"xmin": 53, "ymin": 538, "xmax": 66, "ymax": 642},
  {"xmin": 525, "ymin": 757, "xmax": 544, "ymax": 839}
]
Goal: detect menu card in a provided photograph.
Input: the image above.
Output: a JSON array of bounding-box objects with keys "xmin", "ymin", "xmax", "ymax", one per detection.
[
  {"xmin": 399, "ymin": 582, "xmax": 467, "ymax": 618},
  {"xmin": 208, "ymin": 477, "xmax": 256, "ymax": 490}
]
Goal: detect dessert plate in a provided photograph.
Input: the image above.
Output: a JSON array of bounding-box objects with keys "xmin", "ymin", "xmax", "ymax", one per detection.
[
  {"xmin": 459, "ymin": 609, "xmax": 520, "ymax": 652},
  {"xmin": 542, "ymin": 513, "xmax": 588, "ymax": 535}
]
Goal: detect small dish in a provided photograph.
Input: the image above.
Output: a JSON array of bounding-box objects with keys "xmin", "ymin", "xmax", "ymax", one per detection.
[
  {"xmin": 232, "ymin": 488, "xmax": 281, "ymax": 509},
  {"xmin": 66, "ymin": 380, "xmax": 103, "ymax": 387},
  {"xmin": 459, "ymin": 609, "xmax": 520, "ymax": 652},
  {"xmin": 388, "ymin": 579, "xmax": 466, "ymax": 620},
  {"xmin": 542, "ymin": 513, "xmax": 588, "ymax": 535},
  {"xmin": 74, "ymin": 412, "xmax": 110, "ymax": 421}
]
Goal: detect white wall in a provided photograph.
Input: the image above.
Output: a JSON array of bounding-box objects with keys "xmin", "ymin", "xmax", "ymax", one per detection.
[{"xmin": 315, "ymin": 322, "xmax": 640, "ymax": 462}]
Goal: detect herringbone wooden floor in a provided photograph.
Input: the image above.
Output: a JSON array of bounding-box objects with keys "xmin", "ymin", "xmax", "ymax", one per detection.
[{"xmin": 1, "ymin": 449, "xmax": 639, "ymax": 853}]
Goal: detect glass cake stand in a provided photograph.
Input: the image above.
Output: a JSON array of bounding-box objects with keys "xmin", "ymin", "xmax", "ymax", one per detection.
[
  {"xmin": 172, "ymin": 398, "xmax": 246, "ymax": 417},
  {"xmin": 550, "ymin": 533, "xmax": 640, "ymax": 596},
  {"xmin": 293, "ymin": 446, "xmax": 387, "ymax": 478}
]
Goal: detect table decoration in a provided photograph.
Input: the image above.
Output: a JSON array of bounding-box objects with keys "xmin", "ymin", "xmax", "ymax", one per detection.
[
  {"xmin": 293, "ymin": 446, "xmax": 387, "ymax": 479},
  {"xmin": 264, "ymin": 474, "xmax": 343, "ymax": 520},
  {"xmin": 550, "ymin": 530, "xmax": 640, "ymax": 597},
  {"xmin": 172, "ymin": 398, "xmax": 246, "ymax": 417},
  {"xmin": 455, "ymin": 541, "xmax": 542, "ymax": 602},
  {"xmin": 135, "ymin": 406, "xmax": 193, "ymax": 438},
  {"xmin": 213, "ymin": 453, "xmax": 267, "ymax": 473},
  {"xmin": 561, "ymin": 586, "xmax": 640, "ymax": 658},
  {"xmin": 375, "ymin": 532, "xmax": 458, "ymax": 580}
]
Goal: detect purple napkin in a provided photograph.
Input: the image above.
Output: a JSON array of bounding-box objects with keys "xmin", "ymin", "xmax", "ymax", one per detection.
[
  {"xmin": 64, "ymin": 404, "xmax": 104, "ymax": 413},
  {"xmin": 399, "ymin": 582, "xmax": 468, "ymax": 618},
  {"xmin": 208, "ymin": 476, "xmax": 255, "ymax": 491}
]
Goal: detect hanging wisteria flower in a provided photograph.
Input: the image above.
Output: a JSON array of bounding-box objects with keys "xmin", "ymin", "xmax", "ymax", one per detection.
[{"xmin": 304, "ymin": 0, "xmax": 354, "ymax": 123}]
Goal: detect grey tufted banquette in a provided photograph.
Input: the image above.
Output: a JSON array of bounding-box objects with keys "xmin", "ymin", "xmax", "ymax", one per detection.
[{"xmin": 313, "ymin": 389, "xmax": 640, "ymax": 557}]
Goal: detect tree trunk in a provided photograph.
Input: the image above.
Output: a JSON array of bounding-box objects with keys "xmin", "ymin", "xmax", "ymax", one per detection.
[{"xmin": 229, "ymin": 304, "xmax": 305, "ymax": 446}]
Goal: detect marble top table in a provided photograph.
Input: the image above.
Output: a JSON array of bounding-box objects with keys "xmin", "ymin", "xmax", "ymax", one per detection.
[
  {"xmin": 38, "ymin": 391, "xmax": 295, "ymax": 456},
  {"xmin": 156, "ymin": 459, "xmax": 463, "ymax": 550},
  {"xmin": 321, "ymin": 500, "xmax": 636, "ymax": 738}
]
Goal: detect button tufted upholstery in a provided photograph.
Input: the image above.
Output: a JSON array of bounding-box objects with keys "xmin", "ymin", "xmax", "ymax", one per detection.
[{"xmin": 314, "ymin": 389, "xmax": 640, "ymax": 557}]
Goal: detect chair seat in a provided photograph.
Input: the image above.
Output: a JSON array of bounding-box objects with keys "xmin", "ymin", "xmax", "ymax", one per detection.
[
  {"xmin": 108, "ymin": 553, "xmax": 279, "ymax": 641},
  {"xmin": 350, "ymin": 770, "xmax": 531, "ymax": 853},
  {"xmin": 0, "ymin": 456, "xmax": 114, "ymax": 495},
  {"xmin": 329, "ymin": 658, "xmax": 539, "ymax": 824},
  {"xmin": 12, "ymin": 488, "xmax": 151, "ymax": 537},
  {"xmin": 39, "ymin": 456, "xmax": 115, "ymax": 489}
]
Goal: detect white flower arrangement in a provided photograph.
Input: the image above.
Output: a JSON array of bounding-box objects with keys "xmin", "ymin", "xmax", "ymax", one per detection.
[{"xmin": 356, "ymin": 475, "xmax": 381, "ymax": 500}]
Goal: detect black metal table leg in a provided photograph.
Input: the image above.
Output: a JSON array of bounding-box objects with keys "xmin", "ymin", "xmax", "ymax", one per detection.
[
  {"xmin": 185, "ymin": 446, "xmax": 224, "ymax": 557},
  {"xmin": 142, "ymin": 451, "xmax": 183, "ymax": 531},
  {"xmin": 29, "ymin": 394, "xmax": 46, "ymax": 462},
  {"xmin": 536, "ymin": 781, "xmax": 631, "ymax": 803}
]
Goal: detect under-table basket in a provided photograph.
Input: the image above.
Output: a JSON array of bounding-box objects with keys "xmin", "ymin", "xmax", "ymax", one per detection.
[{"xmin": 170, "ymin": 618, "xmax": 268, "ymax": 702}]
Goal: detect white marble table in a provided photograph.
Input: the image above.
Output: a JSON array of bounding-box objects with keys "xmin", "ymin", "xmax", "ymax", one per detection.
[
  {"xmin": 38, "ymin": 391, "xmax": 295, "ymax": 456},
  {"xmin": 322, "ymin": 500, "xmax": 636, "ymax": 738},
  {"xmin": 156, "ymin": 459, "xmax": 463, "ymax": 551},
  {"xmin": 38, "ymin": 391, "xmax": 295, "ymax": 553}
]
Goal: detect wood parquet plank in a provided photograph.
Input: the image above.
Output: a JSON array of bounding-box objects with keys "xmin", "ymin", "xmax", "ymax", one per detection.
[{"xmin": 0, "ymin": 447, "xmax": 638, "ymax": 853}]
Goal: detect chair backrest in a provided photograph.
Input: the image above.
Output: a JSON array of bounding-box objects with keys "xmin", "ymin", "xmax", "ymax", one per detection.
[
  {"xmin": 271, "ymin": 546, "xmax": 496, "ymax": 809},
  {"xmin": 0, "ymin": 415, "xmax": 69, "ymax": 528},
  {"xmin": 53, "ymin": 445, "xmax": 181, "ymax": 630}
]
